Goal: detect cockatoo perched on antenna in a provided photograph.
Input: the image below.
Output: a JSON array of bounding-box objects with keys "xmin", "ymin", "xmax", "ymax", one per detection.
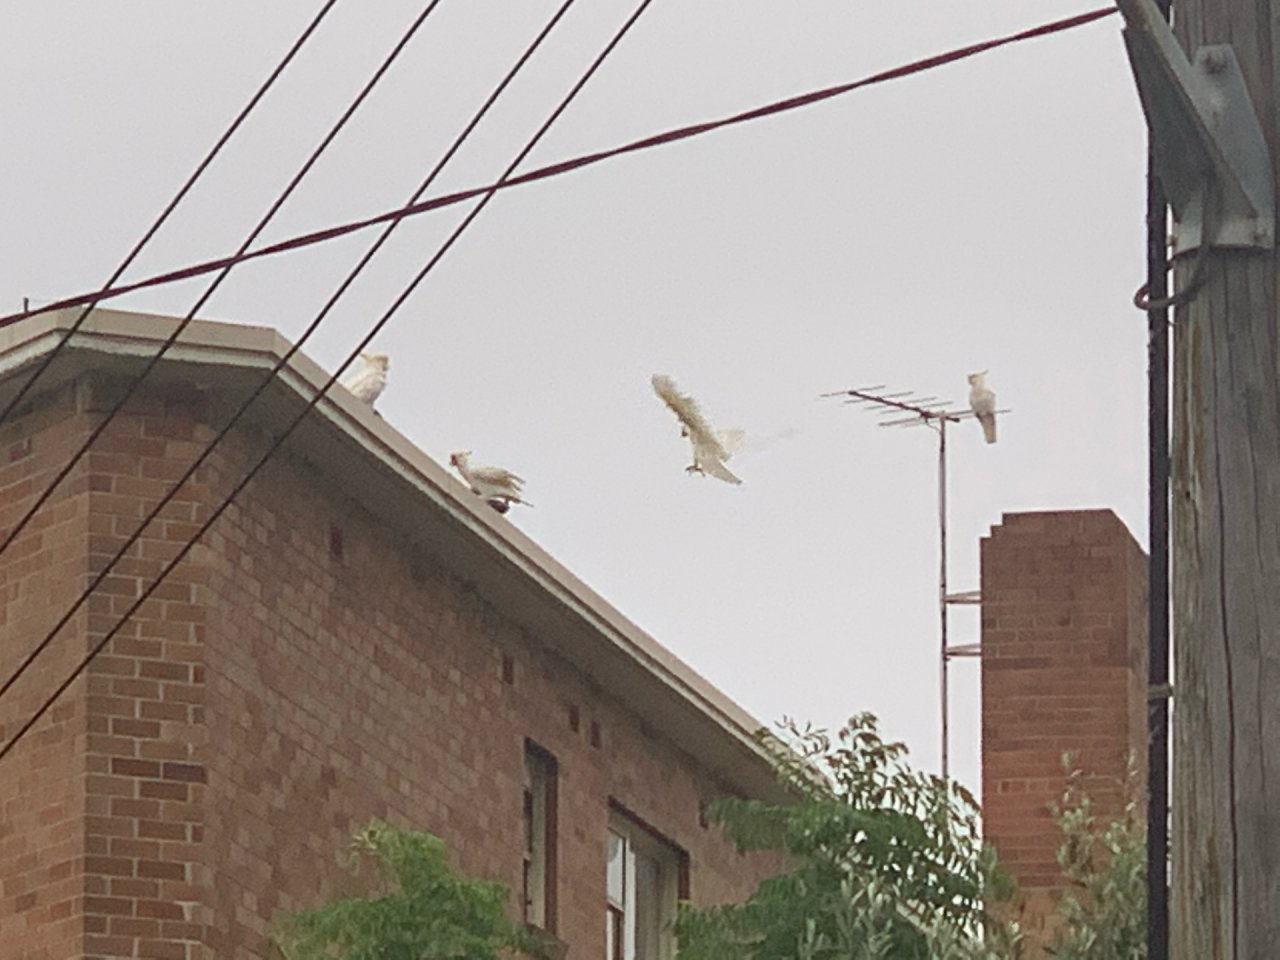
[
  {"xmin": 449, "ymin": 451, "xmax": 532, "ymax": 513},
  {"xmin": 651, "ymin": 374, "xmax": 744, "ymax": 485},
  {"xmin": 968, "ymin": 371, "xmax": 997, "ymax": 444},
  {"xmin": 343, "ymin": 353, "xmax": 390, "ymax": 408}
]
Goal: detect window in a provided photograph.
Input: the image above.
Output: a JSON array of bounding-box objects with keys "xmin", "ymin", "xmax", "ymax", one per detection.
[
  {"xmin": 605, "ymin": 809, "xmax": 685, "ymax": 960},
  {"xmin": 523, "ymin": 742, "xmax": 558, "ymax": 931}
]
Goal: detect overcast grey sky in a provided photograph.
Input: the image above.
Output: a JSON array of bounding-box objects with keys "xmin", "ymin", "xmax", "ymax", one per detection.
[{"xmin": 1, "ymin": 1, "xmax": 1146, "ymax": 795}]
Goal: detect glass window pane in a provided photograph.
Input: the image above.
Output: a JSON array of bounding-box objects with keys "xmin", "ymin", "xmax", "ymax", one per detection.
[
  {"xmin": 633, "ymin": 849, "xmax": 661, "ymax": 960},
  {"xmin": 524, "ymin": 745, "xmax": 556, "ymax": 930},
  {"xmin": 607, "ymin": 830, "xmax": 626, "ymax": 906}
]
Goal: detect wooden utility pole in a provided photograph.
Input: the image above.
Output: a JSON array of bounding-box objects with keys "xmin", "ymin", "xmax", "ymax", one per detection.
[{"xmin": 1122, "ymin": 1, "xmax": 1280, "ymax": 956}]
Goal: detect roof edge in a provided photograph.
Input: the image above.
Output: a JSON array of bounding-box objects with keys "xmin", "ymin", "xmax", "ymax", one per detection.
[{"xmin": 2, "ymin": 307, "xmax": 786, "ymax": 801}]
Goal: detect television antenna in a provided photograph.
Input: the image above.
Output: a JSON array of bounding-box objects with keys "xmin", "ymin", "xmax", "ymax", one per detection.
[{"xmin": 823, "ymin": 384, "xmax": 1008, "ymax": 780}]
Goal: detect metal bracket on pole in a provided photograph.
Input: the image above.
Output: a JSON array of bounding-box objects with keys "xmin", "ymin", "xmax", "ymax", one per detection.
[{"xmin": 1118, "ymin": 0, "xmax": 1275, "ymax": 255}]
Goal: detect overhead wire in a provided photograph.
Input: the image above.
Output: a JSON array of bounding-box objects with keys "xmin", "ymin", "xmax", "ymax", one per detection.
[
  {"xmin": 1145, "ymin": 2, "xmax": 1172, "ymax": 957},
  {"xmin": 0, "ymin": 0, "xmax": 448, "ymax": 567},
  {"xmin": 0, "ymin": 0, "xmax": 656, "ymax": 762},
  {"xmin": 0, "ymin": 0, "xmax": 342, "ymax": 429},
  {"xmin": 0, "ymin": 0, "xmax": 451, "ymax": 702},
  {"xmin": 0, "ymin": 5, "xmax": 1117, "ymax": 329},
  {"xmin": 0, "ymin": 2, "xmax": 1116, "ymax": 716},
  {"xmin": 0, "ymin": 0, "xmax": 1113, "ymax": 731}
]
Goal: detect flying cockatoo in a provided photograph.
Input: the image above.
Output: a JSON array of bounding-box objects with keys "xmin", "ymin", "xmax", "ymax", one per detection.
[
  {"xmin": 343, "ymin": 352, "xmax": 390, "ymax": 408},
  {"xmin": 651, "ymin": 374, "xmax": 744, "ymax": 485},
  {"xmin": 968, "ymin": 370, "xmax": 997, "ymax": 444},
  {"xmin": 449, "ymin": 451, "xmax": 532, "ymax": 512}
]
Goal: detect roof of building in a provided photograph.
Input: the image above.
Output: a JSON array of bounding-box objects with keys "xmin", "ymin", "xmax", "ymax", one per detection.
[{"xmin": 0, "ymin": 307, "xmax": 788, "ymax": 803}]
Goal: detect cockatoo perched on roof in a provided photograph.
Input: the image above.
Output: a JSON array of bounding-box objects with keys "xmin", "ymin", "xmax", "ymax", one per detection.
[
  {"xmin": 651, "ymin": 374, "xmax": 743, "ymax": 485},
  {"xmin": 968, "ymin": 370, "xmax": 997, "ymax": 444},
  {"xmin": 343, "ymin": 353, "xmax": 390, "ymax": 408},
  {"xmin": 449, "ymin": 451, "xmax": 532, "ymax": 513}
]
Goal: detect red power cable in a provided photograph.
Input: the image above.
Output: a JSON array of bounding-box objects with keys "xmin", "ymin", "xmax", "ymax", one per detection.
[
  {"xmin": 0, "ymin": 0, "xmax": 342, "ymax": 426},
  {"xmin": 0, "ymin": 0, "xmax": 656, "ymax": 763},
  {"xmin": 0, "ymin": 6, "xmax": 1116, "ymax": 330},
  {"xmin": 0, "ymin": 0, "xmax": 449, "ymax": 567}
]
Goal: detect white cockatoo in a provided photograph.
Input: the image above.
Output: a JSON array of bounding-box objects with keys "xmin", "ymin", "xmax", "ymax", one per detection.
[
  {"xmin": 651, "ymin": 374, "xmax": 743, "ymax": 485},
  {"xmin": 343, "ymin": 352, "xmax": 390, "ymax": 408},
  {"xmin": 968, "ymin": 370, "xmax": 997, "ymax": 444},
  {"xmin": 448, "ymin": 451, "xmax": 532, "ymax": 512}
]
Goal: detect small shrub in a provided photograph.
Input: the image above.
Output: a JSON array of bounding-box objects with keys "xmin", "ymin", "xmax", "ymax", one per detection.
[
  {"xmin": 1046, "ymin": 759, "xmax": 1146, "ymax": 960},
  {"xmin": 273, "ymin": 819, "xmax": 531, "ymax": 960}
]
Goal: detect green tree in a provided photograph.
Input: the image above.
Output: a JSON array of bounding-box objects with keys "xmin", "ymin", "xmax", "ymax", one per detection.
[
  {"xmin": 675, "ymin": 713, "xmax": 1022, "ymax": 960},
  {"xmin": 273, "ymin": 819, "xmax": 532, "ymax": 960},
  {"xmin": 1046, "ymin": 762, "xmax": 1146, "ymax": 960}
]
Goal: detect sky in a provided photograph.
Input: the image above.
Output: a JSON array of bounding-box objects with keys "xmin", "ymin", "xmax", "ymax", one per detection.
[{"xmin": 0, "ymin": 1, "xmax": 1149, "ymax": 796}]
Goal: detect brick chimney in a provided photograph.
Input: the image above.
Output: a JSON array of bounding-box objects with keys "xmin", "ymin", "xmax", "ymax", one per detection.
[{"xmin": 980, "ymin": 510, "xmax": 1147, "ymax": 947}]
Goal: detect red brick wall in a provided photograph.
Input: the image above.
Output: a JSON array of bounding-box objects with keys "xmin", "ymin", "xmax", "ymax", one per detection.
[
  {"xmin": 195, "ymin": 423, "xmax": 775, "ymax": 957},
  {"xmin": 980, "ymin": 509, "xmax": 1147, "ymax": 947},
  {"xmin": 78, "ymin": 381, "xmax": 212, "ymax": 959},
  {"xmin": 4, "ymin": 374, "xmax": 777, "ymax": 958},
  {"xmin": 0, "ymin": 384, "xmax": 91, "ymax": 960}
]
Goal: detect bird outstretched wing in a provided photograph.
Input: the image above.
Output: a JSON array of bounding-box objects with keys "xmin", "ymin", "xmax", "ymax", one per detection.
[
  {"xmin": 653, "ymin": 375, "xmax": 730, "ymax": 456},
  {"xmin": 652, "ymin": 375, "xmax": 704, "ymax": 432}
]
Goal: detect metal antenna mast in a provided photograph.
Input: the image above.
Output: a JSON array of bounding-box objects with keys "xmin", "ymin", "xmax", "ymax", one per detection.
[{"xmin": 825, "ymin": 384, "xmax": 1004, "ymax": 779}]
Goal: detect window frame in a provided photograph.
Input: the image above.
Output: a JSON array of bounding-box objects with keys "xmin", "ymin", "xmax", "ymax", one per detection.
[
  {"xmin": 605, "ymin": 802, "xmax": 688, "ymax": 960},
  {"xmin": 523, "ymin": 740, "xmax": 559, "ymax": 933}
]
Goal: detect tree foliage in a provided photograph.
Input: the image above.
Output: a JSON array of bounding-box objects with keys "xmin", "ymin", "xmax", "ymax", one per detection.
[
  {"xmin": 1046, "ymin": 762, "xmax": 1146, "ymax": 960},
  {"xmin": 272, "ymin": 819, "xmax": 531, "ymax": 960},
  {"xmin": 674, "ymin": 713, "xmax": 1022, "ymax": 960}
]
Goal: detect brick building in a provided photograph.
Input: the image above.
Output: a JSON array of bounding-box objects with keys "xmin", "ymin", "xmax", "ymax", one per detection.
[
  {"xmin": 0, "ymin": 308, "xmax": 784, "ymax": 959},
  {"xmin": 980, "ymin": 509, "xmax": 1148, "ymax": 947}
]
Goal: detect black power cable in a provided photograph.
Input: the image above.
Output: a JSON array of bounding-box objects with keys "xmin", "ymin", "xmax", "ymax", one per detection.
[
  {"xmin": 0, "ymin": 0, "xmax": 579, "ymax": 708},
  {"xmin": 0, "ymin": 0, "xmax": 341, "ymax": 429},
  {"xmin": 1146, "ymin": 3, "xmax": 1172, "ymax": 958},
  {"xmin": 0, "ymin": 0, "xmax": 657, "ymax": 764},
  {"xmin": 0, "ymin": 0, "xmax": 448, "ymax": 568}
]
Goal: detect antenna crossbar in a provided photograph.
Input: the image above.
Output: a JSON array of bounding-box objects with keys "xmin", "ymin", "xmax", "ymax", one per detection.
[{"xmin": 828, "ymin": 386, "xmax": 962, "ymax": 423}]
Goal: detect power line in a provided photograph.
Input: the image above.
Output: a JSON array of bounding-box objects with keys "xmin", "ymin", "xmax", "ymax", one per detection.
[
  {"xmin": 0, "ymin": 0, "xmax": 524, "ymax": 705},
  {"xmin": 1145, "ymin": 1, "xmax": 1172, "ymax": 956},
  {"xmin": 0, "ymin": 0, "xmax": 341, "ymax": 430},
  {"xmin": 0, "ymin": 5, "xmax": 1117, "ymax": 330},
  {"xmin": 0, "ymin": 2, "xmax": 1117, "ymax": 719},
  {"xmin": 0, "ymin": 0, "xmax": 448, "ymax": 570},
  {"xmin": 0, "ymin": 0, "xmax": 580, "ymax": 707},
  {"xmin": 0, "ymin": 0, "xmax": 656, "ymax": 764}
]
